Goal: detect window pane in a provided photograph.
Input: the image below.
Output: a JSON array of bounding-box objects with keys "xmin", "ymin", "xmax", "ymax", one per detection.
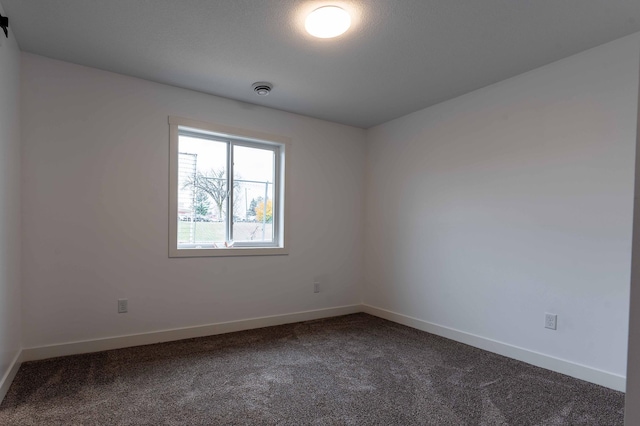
[
  {"xmin": 233, "ymin": 145, "xmax": 275, "ymax": 243},
  {"xmin": 177, "ymin": 135, "xmax": 228, "ymax": 248}
]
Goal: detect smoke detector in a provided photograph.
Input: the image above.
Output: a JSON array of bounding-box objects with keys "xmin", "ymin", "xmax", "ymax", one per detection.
[{"xmin": 252, "ymin": 82, "xmax": 273, "ymax": 96}]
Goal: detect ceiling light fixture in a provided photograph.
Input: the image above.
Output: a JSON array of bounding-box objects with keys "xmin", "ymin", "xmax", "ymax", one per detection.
[
  {"xmin": 305, "ymin": 6, "xmax": 351, "ymax": 39},
  {"xmin": 252, "ymin": 82, "xmax": 273, "ymax": 96}
]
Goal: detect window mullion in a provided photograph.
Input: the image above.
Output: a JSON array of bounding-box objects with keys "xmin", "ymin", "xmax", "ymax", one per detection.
[{"xmin": 227, "ymin": 141, "xmax": 234, "ymax": 244}]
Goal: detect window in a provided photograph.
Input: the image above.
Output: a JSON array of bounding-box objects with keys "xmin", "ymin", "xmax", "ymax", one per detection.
[{"xmin": 169, "ymin": 116, "xmax": 288, "ymax": 257}]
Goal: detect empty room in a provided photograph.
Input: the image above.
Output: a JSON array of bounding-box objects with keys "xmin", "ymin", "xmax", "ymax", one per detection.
[{"xmin": 1, "ymin": 1, "xmax": 640, "ymax": 424}]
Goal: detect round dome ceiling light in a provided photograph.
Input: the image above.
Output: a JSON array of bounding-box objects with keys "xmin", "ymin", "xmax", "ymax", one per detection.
[
  {"xmin": 305, "ymin": 6, "xmax": 351, "ymax": 39},
  {"xmin": 252, "ymin": 82, "xmax": 273, "ymax": 96}
]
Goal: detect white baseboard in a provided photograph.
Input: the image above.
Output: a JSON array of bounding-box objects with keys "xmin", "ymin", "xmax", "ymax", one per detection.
[
  {"xmin": 0, "ymin": 350, "xmax": 22, "ymax": 403},
  {"xmin": 17, "ymin": 303, "xmax": 625, "ymax": 393},
  {"xmin": 362, "ymin": 304, "xmax": 626, "ymax": 392},
  {"xmin": 22, "ymin": 304, "xmax": 361, "ymax": 363}
]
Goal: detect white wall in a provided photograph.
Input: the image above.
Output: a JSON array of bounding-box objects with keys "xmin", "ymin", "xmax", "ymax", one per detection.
[
  {"xmin": 624, "ymin": 48, "xmax": 640, "ymax": 425},
  {"xmin": 0, "ymin": 0, "xmax": 22, "ymax": 388},
  {"xmin": 364, "ymin": 34, "xmax": 639, "ymax": 381},
  {"xmin": 20, "ymin": 53, "xmax": 365, "ymax": 348}
]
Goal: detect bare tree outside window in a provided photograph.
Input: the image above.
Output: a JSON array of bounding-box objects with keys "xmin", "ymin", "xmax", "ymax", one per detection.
[{"xmin": 183, "ymin": 168, "xmax": 241, "ymax": 221}]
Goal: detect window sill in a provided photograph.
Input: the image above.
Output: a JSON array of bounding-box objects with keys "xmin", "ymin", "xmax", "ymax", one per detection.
[{"xmin": 169, "ymin": 246, "xmax": 289, "ymax": 258}]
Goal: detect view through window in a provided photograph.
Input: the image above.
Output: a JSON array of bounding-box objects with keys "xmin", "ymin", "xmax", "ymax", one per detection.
[{"xmin": 170, "ymin": 119, "xmax": 286, "ymax": 256}]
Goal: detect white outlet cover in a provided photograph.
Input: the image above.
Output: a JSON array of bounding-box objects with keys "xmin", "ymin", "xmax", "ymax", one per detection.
[{"xmin": 545, "ymin": 313, "xmax": 557, "ymax": 330}]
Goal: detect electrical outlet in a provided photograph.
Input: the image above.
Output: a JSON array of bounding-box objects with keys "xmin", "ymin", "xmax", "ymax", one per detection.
[
  {"xmin": 313, "ymin": 275, "xmax": 327, "ymax": 293},
  {"xmin": 545, "ymin": 313, "xmax": 557, "ymax": 330},
  {"xmin": 118, "ymin": 299, "xmax": 128, "ymax": 313}
]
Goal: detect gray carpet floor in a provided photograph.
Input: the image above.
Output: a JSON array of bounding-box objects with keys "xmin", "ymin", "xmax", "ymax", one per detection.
[{"xmin": 0, "ymin": 313, "xmax": 625, "ymax": 425}]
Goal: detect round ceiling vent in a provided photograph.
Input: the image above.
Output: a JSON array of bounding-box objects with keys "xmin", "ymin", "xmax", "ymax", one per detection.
[{"xmin": 252, "ymin": 82, "xmax": 273, "ymax": 96}]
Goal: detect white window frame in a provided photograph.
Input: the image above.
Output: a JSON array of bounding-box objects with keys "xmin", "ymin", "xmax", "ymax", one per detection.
[{"xmin": 169, "ymin": 116, "xmax": 289, "ymax": 257}]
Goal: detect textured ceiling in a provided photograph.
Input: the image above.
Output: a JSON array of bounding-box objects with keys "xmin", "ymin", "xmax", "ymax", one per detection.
[{"xmin": 3, "ymin": 0, "xmax": 640, "ymax": 128}]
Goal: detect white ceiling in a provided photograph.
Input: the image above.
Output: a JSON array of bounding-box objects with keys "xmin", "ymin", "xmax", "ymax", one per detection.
[{"xmin": 3, "ymin": 0, "xmax": 640, "ymax": 128}]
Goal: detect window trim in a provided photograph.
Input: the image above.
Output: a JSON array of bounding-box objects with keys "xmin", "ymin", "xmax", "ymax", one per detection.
[{"xmin": 168, "ymin": 116, "xmax": 289, "ymax": 258}]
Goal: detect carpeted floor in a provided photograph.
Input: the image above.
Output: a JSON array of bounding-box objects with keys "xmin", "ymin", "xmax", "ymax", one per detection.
[{"xmin": 0, "ymin": 313, "xmax": 625, "ymax": 425}]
